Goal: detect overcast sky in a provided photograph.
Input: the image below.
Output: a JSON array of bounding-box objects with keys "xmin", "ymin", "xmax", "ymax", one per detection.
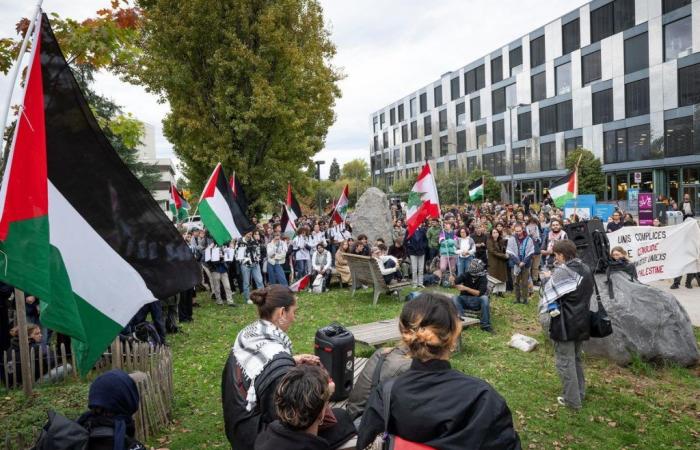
[{"xmin": 1, "ymin": 0, "xmax": 585, "ymax": 178}]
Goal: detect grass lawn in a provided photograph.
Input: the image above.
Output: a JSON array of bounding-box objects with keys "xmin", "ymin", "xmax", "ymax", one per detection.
[{"xmin": 2, "ymin": 287, "xmax": 699, "ymax": 449}]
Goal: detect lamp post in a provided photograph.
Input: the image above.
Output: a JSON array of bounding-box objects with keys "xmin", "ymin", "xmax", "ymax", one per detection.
[
  {"xmin": 507, "ymin": 103, "xmax": 528, "ymax": 204},
  {"xmin": 315, "ymin": 160, "xmax": 325, "ymax": 216}
]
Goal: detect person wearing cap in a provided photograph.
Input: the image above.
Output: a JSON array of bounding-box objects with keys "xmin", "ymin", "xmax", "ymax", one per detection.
[{"xmin": 452, "ymin": 259, "xmax": 493, "ymax": 332}]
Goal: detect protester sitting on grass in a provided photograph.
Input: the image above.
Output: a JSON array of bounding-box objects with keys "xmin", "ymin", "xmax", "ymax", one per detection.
[
  {"xmin": 356, "ymin": 293, "xmax": 520, "ymax": 450},
  {"xmin": 222, "ymin": 285, "xmax": 354, "ymax": 450},
  {"xmin": 254, "ymin": 365, "xmax": 335, "ymax": 450},
  {"xmin": 452, "ymin": 259, "xmax": 493, "ymax": 333}
]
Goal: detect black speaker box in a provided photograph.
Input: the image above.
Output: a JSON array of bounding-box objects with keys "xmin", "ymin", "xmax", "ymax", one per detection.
[
  {"xmin": 314, "ymin": 323, "xmax": 355, "ymax": 401},
  {"xmin": 564, "ymin": 219, "xmax": 610, "ymax": 273}
]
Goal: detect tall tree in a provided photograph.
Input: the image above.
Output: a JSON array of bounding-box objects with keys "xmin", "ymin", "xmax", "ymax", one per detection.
[
  {"xmin": 134, "ymin": 0, "xmax": 342, "ymax": 213},
  {"xmin": 565, "ymin": 148, "xmax": 605, "ymax": 199},
  {"xmin": 328, "ymin": 158, "xmax": 340, "ymax": 181},
  {"xmin": 341, "ymin": 158, "xmax": 369, "ymax": 181}
]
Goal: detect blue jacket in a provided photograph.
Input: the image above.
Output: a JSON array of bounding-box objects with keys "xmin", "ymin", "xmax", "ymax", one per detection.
[{"xmin": 405, "ymin": 228, "xmax": 428, "ymax": 256}]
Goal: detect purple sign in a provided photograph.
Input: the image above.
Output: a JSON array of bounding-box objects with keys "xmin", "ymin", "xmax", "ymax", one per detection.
[{"xmin": 638, "ymin": 192, "xmax": 653, "ymax": 226}]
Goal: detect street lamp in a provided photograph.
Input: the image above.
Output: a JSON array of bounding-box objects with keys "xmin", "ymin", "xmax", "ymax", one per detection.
[
  {"xmin": 507, "ymin": 103, "xmax": 528, "ymax": 204},
  {"xmin": 315, "ymin": 160, "xmax": 325, "ymax": 216}
]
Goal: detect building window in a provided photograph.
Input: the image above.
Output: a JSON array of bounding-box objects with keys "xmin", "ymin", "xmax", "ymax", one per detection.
[
  {"xmin": 401, "ymin": 124, "xmax": 408, "ymax": 143},
  {"xmin": 625, "ymin": 78, "xmax": 649, "ymax": 118},
  {"xmin": 419, "ymin": 93, "xmax": 427, "ymax": 113},
  {"xmin": 467, "ymin": 156, "xmax": 478, "ymax": 172},
  {"xmin": 451, "ymin": 76, "xmax": 460, "ymax": 101},
  {"xmin": 493, "ymin": 119, "xmax": 505, "ymax": 146},
  {"xmin": 448, "ymin": 160, "xmax": 457, "ymax": 172},
  {"xmin": 582, "ymin": 51, "xmax": 602, "ymax": 85},
  {"xmin": 557, "ymin": 100, "xmax": 573, "ymax": 132},
  {"xmin": 457, "ymin": 130, "xmax": 467, "ymax": 153},
  {"xmin": 393, "ymin": 148, "xmax": 400, "ymax": 166},
  {"xmin": 510, "ymin": 47, "xmax": 523, "ymax": 76},
  {"xmin": 518, "ymin": 111, "xmax": 532, "ymax": 139},
  {"xmin": 439, "ymin": 109, "xmax": 448, "ymax": 132},
  {"xmin": 565, "ymin": 136, "xmax": 583, "ymax": 159},
  {"xmin": 410, "ymin": 97, "xmax": 417, "ymax": 118},
  {"xmin": 465, "ymin": 65, "xmax": 486, "ymax": 94},
  {"xmin": 679, "ymin": 63, "xmax": 700, "ymax": 106},
  {"xmin": 513, "ymin": 147, "xmax": 526, "ymax": 173},
  {"xmin": 604, "ymin": 124, "xmax": 650, "ymax": 163},
  {"xmin": 373, "ymin": 135, "xmax": 379, "ymax": 152},
  {"xmin": 531, "ymin": 72, "xmax": 546, "ymax": 102},
  {"xmin": 556, "ymin": 62, "xmax": 572, "ymax": 95},
  {"xmin": 664, "ymin": 16, "xmax": 692, "ymax": 61},
  {"xmin": 470, "ymin": 96, "xmax": 481, "ymax": 121},
  {"xmin": 398, "ymin": 104, "xmax": 405, "ymax": 122},
  {"xmin": 393, "ymin": 127, "xmax": 399, "ymax": 145},
  {"xmin": 663, "ymin": 0, "xmax": 691, "ymax": 14},
  {"xmin": 456, "ymin": 102, "xmax": 466, "ymax": 126},
  {"xmin": 434, "ymin": 85, "xmax": 443, "ymax": 107},
  {"xmin": 372, "ymin": 116, "xmax": 378, "ymax": 134},
  {"xmin": 491, "ymin": 55, "xmax": 503, "ymax": 84},
  {"xmin": 425, "ymin": 140, "xmax": 433, "ymax": 159},
  {"xmin": 384, "ymin": 152, "xmax": 390, "ymax": 168},
  {"xmin": 505, "ymin": 83, "xmax": 517, "ymax": 108},
  {"xmin": 492, "ymin": 87, "xmax": 506, "ymax": 114},
  {"xmin": 383, "ymin": 131, "xmax": 388, "ymax": 149},
  {"xmin": 437, "ymin": 162, "xmax": 444, "ymax": 173},
  {"xmin": 590, "ymin": 0, "xmax": 635, "ymax": 43},
  {"xmin": 592, "ymin": 88, "xmax": 613, "ymax": 124},
  {"xmin": 483, "ymin": 151, "xmax": 506, "ymax": 176},
  {"xmin": 440, "ymin": 135, "xmax": 449, "ymax": 156},
  {"xmin": 410, "ymin": 121, "xmax": 418, "ymax": 140},
  {"xmin": 530, "ymin": 36, "xmax": 545, "ymax": 68},
  {"xmin": 540, "ymin": 100, "xmax": 572, "ymax": 135},
  {"xmin": 476, "ymin": 124, "xmax": 487, "ymax": 149},
  {"xmin": 562, "ymin": 18, "xmax": 580, "ymax": 55},
  {"xmin": 424, "ymin": 115, "xmax": 432, "ymax": 136},
  {"xmin": 405, "ymin": 145, "xmax": 413, "ymax": 164},
  {"xmin": 665, "ymin": 116, "xmax": 695, "ymax": 157},
  {"xmin": 380, "ymin": 112, "xmax": 385, "ymax": 128},
  {"xmin": 389, "ymin": 108, "xmax": 396, "ymax": 126},
  {"xmin": 624, "ymin": 32, "xmax": 648, "ymax": 74},
  {"xmin": 540, "ymin": 142, "xmax": 557, "ymax": 171},
  {"xmin": 414, "ymin": 142, "xmax": 423, "ymax": 161}
]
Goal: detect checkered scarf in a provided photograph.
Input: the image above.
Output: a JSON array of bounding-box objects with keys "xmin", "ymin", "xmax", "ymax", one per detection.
[{"xmin": 539, "ymin": 259, "xmax": 583, "ymax": 314}]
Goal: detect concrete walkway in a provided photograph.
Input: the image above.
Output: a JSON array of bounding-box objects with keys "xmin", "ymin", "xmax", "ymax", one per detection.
[{"xmin": 648, "ymin": 279, "xmax": 700, "ymax": 327}]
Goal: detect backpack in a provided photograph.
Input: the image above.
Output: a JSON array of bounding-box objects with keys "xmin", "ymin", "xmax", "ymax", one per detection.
[
  {"xmin": 381, "ymin": 379, "xmax": 436, "ymax": 450},
  {"xmin": 133, "ymin": 322, "xmax": 163, "ymax": 347}
]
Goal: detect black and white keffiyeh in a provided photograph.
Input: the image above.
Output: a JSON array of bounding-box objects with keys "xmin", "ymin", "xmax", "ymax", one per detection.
[
  {"xmin": 539, "ymin": 259, "xmax": 583, "ymax": 314},
  {"xmin": 232, "ymin": 319, "xmax": 293, "ymax": 411}
]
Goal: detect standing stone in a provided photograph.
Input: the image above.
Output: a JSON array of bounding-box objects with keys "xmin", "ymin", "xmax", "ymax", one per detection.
[{"xmin": 353, "ymin": 187, "xmax": 393, "ymax": 245}]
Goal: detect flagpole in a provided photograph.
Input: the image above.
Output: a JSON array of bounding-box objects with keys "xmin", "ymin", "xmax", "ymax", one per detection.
[
  {"xmin": 1, "ymin": 2, "xmax": 43, "ymax": 144},
  {"xmin": 572, "ymin": 154, "xmax": 583, "ymax": 221}
]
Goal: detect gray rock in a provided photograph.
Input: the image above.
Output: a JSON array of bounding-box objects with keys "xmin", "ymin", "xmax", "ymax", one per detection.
[
  {"xmin": 353, "ymin": 187, "xmax": 394, "ymax": 245},
  {"xmin": 540, "ymin": 271, "xmax": 699, "ymax": 367}
]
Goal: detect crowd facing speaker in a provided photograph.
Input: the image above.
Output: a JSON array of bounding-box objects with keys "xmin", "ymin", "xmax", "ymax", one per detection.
[{"xmin": 564, "ymin": 219, "xmax": 611, "ymax": 273}]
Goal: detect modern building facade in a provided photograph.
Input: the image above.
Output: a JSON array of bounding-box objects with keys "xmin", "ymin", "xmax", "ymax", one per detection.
[
  {"xmin": 136, "ymin": 121, "xmax": 177, "ymax": 217},
  {"xmin": 369, "ymin": 0, "xmax": 700, "ymax": 211}
]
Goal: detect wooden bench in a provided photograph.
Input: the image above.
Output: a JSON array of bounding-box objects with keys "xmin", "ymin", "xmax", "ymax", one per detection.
[
  {"xmin": 346, "ymin": 316, "xmax": 480, "ymax": 348},
  {"xmin": 344, "ymin": 254, "xmax": 412, "ymax": 306},
  {"xmin": 332, "ymin": 357, "xmax": 369, "ymax": 450}
]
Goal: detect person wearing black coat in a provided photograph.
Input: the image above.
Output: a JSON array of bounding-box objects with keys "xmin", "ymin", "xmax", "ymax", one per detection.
[{"xmin": 404, "ymin": 224, "xmax": 428, "ymax": 287}]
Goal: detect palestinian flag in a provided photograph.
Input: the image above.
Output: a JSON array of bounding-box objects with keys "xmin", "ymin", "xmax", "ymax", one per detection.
[
  {"xmin": 229, "ymin": 171, "xmax": 249, "ymax": 214},
  {"xmin": 549, "ymin": 170, "xmax": 578, "ymax": 208},
  {"xmin": 169, "ymin": 184, "xmax": 190, "ymax": 221},
  {"xmin": 289, "ymin": 274, "xmax": 310, "ymax": 292},
  {"xmin": 0, "ymin": 14, "xmax": 200, "ymax": 375},
  {"xmin": 286, "ymin": 182, "xmax": 302, "ymax": 223},
  {"xmin": 199, "ymin": 163, "xmax": 254, "ymax": 245},
  {"xmin": 405, "ymin": 163, "xmax": 440, "ymax": 238},
  {"xmin": 280, "ymin": 204, "xmax": 297, "ymax": 238},
  {"xmin": 331, "ymin": 184, "xmax": 349, "ymax": 224},
  {"xmin": 468, "ymin": 178, "xmax": 484, "ymax": 202}
]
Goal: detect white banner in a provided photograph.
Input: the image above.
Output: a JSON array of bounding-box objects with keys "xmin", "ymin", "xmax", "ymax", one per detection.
[{"xmin": 607, "ymin": 219, "xmax": 700, "ymax": 283}]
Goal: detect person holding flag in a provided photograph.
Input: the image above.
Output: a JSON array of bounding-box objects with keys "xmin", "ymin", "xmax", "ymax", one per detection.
[{"xmin": 405, "ymin": 162, "xmax": 441, "ymax": 239}]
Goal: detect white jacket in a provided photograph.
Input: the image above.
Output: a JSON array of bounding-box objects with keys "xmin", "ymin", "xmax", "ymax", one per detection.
[
  {"xmin": 266, "ymin": 240, "xmax": 288, "ymax": 265},
  {"xmin": 312, "ymin": 250, "xmax": 332, "ymax": 272},
  {"xmin": 457, "ymin": 237, "xmax": 476, "ymax": 258}
]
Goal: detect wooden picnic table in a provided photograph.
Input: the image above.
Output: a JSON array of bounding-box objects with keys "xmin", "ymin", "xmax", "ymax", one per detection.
[{"xmin": 347, "ymin": 316, "xmax": 480, "ymax": 348}]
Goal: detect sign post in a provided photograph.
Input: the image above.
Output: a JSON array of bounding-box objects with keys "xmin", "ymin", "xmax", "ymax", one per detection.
[{"xmin": 638, "ymin": 192, "xmax": 654, "ymax": 226}]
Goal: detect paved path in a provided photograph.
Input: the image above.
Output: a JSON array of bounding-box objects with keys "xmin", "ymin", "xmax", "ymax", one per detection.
[{"xmin": 648, "ymin": 279, "xmax": 700, "ymax": 327}]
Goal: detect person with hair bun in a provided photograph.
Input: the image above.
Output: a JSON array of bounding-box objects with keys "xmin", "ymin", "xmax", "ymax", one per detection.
[
  {"xmin": 222, "ymin": 285, "xmax": 355, "ymax": 450},
  {"xmin": 357, "ymin": 293, "xmax": 520, "ymax": 450}
]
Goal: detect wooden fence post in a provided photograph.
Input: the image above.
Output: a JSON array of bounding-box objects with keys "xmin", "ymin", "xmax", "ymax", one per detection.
[
  {"xmin": 13, "ymin": 289, "xmax": 32, "ymax": 396},
  {"xmin": 111, "ymin": 336, "xmax": 122, "ymax": 370}
]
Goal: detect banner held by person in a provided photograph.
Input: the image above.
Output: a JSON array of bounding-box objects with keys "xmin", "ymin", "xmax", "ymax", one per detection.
[
  {"xmin": 169, "ymin": 184, "xmax": 190, "ymax": 221},
  {"xmin": 199, "ymin": 163, "xmax": 254, "ymax": 245},
  {"xmin": 405, "ymin": 162, "xmax": 440, "ymax": 238},
  {"xmin": 330, "ymin": 184, "xmax": 349, "ymax": 224},
  {"xmin": 0, "ymin": 13, "xmax": 200, "ymax": 375}
]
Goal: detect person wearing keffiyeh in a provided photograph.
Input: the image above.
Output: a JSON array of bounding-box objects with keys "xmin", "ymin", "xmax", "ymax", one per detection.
[{"xmin": 506, "ymin": 223, "xmax": 535, "ymax": 304}]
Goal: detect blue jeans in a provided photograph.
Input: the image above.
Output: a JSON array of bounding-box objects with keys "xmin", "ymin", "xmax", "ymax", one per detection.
[
  {"xmin": 241, "ymin": 264, "xmax": 264, "ymax": 301},
  {"xmin": 268, "ymin": 264, "xmax": 288, "ymax": 286},
  {"xmin": 453, "ymin": 294, "xmax": 491, "ymax": 330},
  {"xmin": 457, "ymin": 256, "xmax": 473, "ymax": 276},
  {"xmin": 295, "ymin": 259, "xmax": 309, "ymax": 278}
]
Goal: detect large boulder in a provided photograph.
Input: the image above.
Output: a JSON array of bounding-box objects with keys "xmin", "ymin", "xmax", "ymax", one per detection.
[
  {"xmin": 352, "ymin": 187, "xmax": 393, "ymax": 244},
  {"xmin": 540, "ymin": 271, "xmax": 699, "ymax": 367}
]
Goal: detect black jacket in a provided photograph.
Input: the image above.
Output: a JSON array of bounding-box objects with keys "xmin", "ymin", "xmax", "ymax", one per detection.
[
  {"xmin": 549, "ymin": 259, "xmax": 593, "ymax": 342},
  {"xmin": 357, "ymin": 359, "xmax": 521, "ymax": 450},
  {"xmin": 405, "ymin": 228, "xmax": 428, "ymax": 256},
  {"xmin": 255, "ymin": 421, "xmax": 329, "ymax": 450}
]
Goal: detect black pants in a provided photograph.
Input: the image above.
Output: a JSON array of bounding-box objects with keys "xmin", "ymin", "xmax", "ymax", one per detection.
[
  {"xmin": 673, "ymin": 273, "xmax": 699, "ymax": 286},
  {"xmin": 178, "ymin": 289, "xmax": 194, "ymax": 322}
]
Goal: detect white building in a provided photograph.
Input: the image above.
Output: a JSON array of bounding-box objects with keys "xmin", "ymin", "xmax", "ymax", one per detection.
[{"xmin": 136, "ymin": 122, "xmax": 177, "ymax": 217}]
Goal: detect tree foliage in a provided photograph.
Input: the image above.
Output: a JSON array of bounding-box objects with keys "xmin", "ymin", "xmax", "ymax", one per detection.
[
  {"xmin": 341, "ymin": 158, "xmax": 369, "ymax": 181},
  {"xmin": 134, "ymin": 0, "xmax": 342, "ymax": 214},
  {"xmin": 565, "ymin": 148, "xmax": 605, "ymax": 199},
  {"xmin": 328, "ymin": 158, "xmax": 340, "ymax": 182}
]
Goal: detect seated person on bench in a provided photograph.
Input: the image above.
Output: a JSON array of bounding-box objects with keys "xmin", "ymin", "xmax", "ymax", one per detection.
[
  {"xmin": 452, "ymin": 259, "xmax": 493, "ymax": 333},
  {"xmin": 372, "ymin": 244, "xmax": 402, "ymax": 285}
]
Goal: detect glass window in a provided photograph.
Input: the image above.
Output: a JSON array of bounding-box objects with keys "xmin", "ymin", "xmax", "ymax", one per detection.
[
  {"xmin": 393, "ymin": 148, "xmax": 400, "ymax": 166},
  {"xmin": 475, "ymin": 65, "xmax": 485, "ymax": 91},
  {"xmin": 437, "ymin": 162, "xmax": 444, "ymax": 173},
  {"xmin": 604, "ymin": 130, "xmax": 616, "ymax": 163},
  {"xmin": 470, "ymin": 96, "xmax": 481, "ymax": 121},
  {"xmin": 484, "ymin": 151, "xmax": 506, "ymax": 176},
  {"xmin": 627, "ymin": 124, "xmax": 651, "ymax": 161},
  {"xmin": 591, "ymin": 0, "xmax": 635, "ymax": 43},
  {"xmin": 373, "ymin": 117, "xmax": 378, "ymax": 134},
  {"xmin": 665, "ymin": 116, "xmax": 695, "ymax": 157},
  {"xmin": 679, "ymin": 63, "xmax": 700, "ymax": 106},
  {"xmin": 625, "ymin": 78, "xmax": 649, "ymax": 117},
  {"xmin": 582, "ymin": 51, "xmax": 602, "ymax": 85},
  {"xmin": 505, "ymin": 83, "xmax": 517, "ymax": 108},
  {"xmin": 451, "ymin": 76, "xmax": 460, "ymax": 101},
  {"xmin": 393, "ymin": 128, "xmax": 399, "ymax": 145},
  {"xmin": 531, "ymin": 72, "xmax": 546, "ymax": 102},
  {"xmin": 424, "ymin": 115, "xmax": 432, "ymax": 136},
  {"xmin": 510, "ymin": 47, "xmax": 523, "ymax": 76},
  {"xmin": 457, "ymin": 130, "xmax": 467, "ymax": 153},
  {"xmin": 440, "ymin": 135, "xmax": 449, "ymax": 156},
  {"xmin": 465, "ymin": 65, "xmax": 486, "ymax": 94},
  {"xmin": 540, "ymin": 104, "xmax": 557, "ymax": 136},
  {"xmin": 467, "ymin": 156, "xmax": 478, "ymax": 172},
  {"xmin": 540, "ymin": 142, "xmax": 557, "ymax": 171},
  {"xmin": 434, "ymin": 85, "xmax": 443, "ymax": 107},
  {"xmin": 456, "ymin": 102, "xmax": 466, "ymax": 126},
  {"xmin": 401, "ymin": 124, "xmax": 408, "ymax": 143},
  {"xmin": 425, "ymin": 140, "xmax": 433, "ymax": 159},
  {"xmin": 492, "ymin": 87, "xmax": 506, "ymax": 115},
  {"xmin": 530, "ymin": 36, "xmax": 546, "ymax": 68},
  {"xmin": 476, "ymin": 124, "xmax": 487, "ymax": 149},
  {"xmin": 390, "ymin": 108, "xmax": 396, "ymax": 125},
  {"xmin": 373, "ymin": 135, "xmax": 379, "ymax": 153},
  {"xmin": 663, "ymin": 0, "xmax": 691, "ymax": 14},
  {"xmin": 382, "ymin": 131, "xmax": 388, "ymax": 149},
  {"xmin": 398, "ymin": 104, "xmax": 404, "ymax": 122},
  {"xmin": 380, "ymin": 112, "xmax": 385, "ymax": 128},
  {"xmin": 562, "ymin": 19, "xmax": 580, "ymax": 55},
  {"xmin": 513, "ymin": 147, "xmax": 526, "ymax": 173},
  {"xmin": 419, "ymin": 93, "xmax": 427, "ymax": 113},
  {"xmin": 439, "ymin": 109, "xmax": 448, "ymax": 132},
  {"xmin": 518, "ymin": 111, "xmax": 532, "ymax": 139},
  {"xmin": 556, "ymin": 62, "xmax": 572, "ymax": 95},
  {"xmin": 410, "ymin": 98, "xmax": 417, "ymax": 118},
  {"xmin": 493, "ymin": 119, "xmax": 505, "ymax": 146},
  {"xmin": 448, "ymin": 160, "xmax": 457, "ymax": 172},
  {"xmin": 557, "ymin": 100, "xmax": 573, "ymax": 132},
  {"xmin": 410, "ymin": 120, "xmax": 418, "ymax": 140},
  {"xmin": 414, "ymin": 142, "xmax": 422, "ymax": 162},
  {"xmin": 624, "ymin": 32, "xmax": 648, "ymax": 74},
  {"xmin": 592, "ymin": 88, "xmax": 613, "ymax": 124},
  {"xmin": 491, "ymin": 56, "xmax": 503, "ymax": 84},
  {"xmin": 565, "ymin": 136, "xmax": 583, "ymax": 159},
  {"xmin": 664, "ymin": 16, "xmax": 692, "ymax": 61},
  {"xmin": 405, "ymin": 145, "xmax": 412, "ymax": 164},
  {"xmin": 614, "ymin": 0, "xmax": 635, "ymax": 34}
]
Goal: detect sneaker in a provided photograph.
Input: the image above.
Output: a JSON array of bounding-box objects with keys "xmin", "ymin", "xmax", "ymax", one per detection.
[
  {"xmin": 481, "ymin": 327, "xmax": 494, "ymax": 333},
  {"xmin": 246, "ymin": 299, "xmax": 253, "ymax": 305},
  {"xmin": 670, "ymin": 284, "xmax": 680, "ymax": 290},
  {"xmin": 557, "ymin": 396, "xmax": 566, "ymax": 406},
  {"xmin": 685, "ymin": 283, "xmax": 693, "ymax": 289},
  {"xmin": 215, "ymin": 300, "xmax": 224, "ymax": 305},
  {"xmin": 417, "ymin": 284, "xmax": 425, "ymax": 288},
  {"xmin": 227, "ymin": 302, "xmax": 237, "ymax": 307}
]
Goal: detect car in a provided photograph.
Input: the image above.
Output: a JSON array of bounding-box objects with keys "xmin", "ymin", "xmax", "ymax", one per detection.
[{"xmin": 183, "ymin": 215, "xmax": 203, "ymax": 231}]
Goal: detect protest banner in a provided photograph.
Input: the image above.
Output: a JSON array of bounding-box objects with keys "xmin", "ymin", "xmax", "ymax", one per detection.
[{"xmin": 607, "ymin": 219, "xmax": 700, "ymax": 283}]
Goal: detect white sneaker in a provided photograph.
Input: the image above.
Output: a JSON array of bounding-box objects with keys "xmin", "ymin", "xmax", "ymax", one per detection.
[
  {"xmin": 557, "ymin": 396, "xmax": 566, "ymax": 406},
  {"xmin": 246, "ymin": 299, "xmax": 253, "ymax": 305}
]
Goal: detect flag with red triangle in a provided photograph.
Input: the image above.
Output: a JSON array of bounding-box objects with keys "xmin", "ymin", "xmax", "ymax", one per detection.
[
  {"xmin": 405, "ymin": 163, "xmax": 441, "ymax": 238},
  {"xmin": 286, "ymin": 182, "xmax": 302, "ymax": 222},
  {"xmin": 199, "ymin": 164, "xmax": 254, "ymax": 245},
  {"xmin": 169, "ymin": 184, "xmax": 190, "ymax": 221},
  {"xmin": 289, "ymin": 274, "xmax": 310, "ymax": 292},
  {"xmin": 280, "ymin": 204, "xmax": 297, "ymax": 238},
  {"xmin": 330, "ymin": 184, "xmax": 349, "ymax": 224}
]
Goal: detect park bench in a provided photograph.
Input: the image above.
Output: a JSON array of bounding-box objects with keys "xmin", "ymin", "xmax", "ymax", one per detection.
[
  {"xmin": 346, "ymin": 316, "xmax": 480, "ymax": 349},
  {"xmin": 344, "ymin": 254, "xmax": 412, "ymax": 306}
]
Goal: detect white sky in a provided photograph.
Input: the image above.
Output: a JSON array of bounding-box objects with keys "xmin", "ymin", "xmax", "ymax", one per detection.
[{"xmin": 0, "ymin": 0, "xmax": 586, "ymax": 178}]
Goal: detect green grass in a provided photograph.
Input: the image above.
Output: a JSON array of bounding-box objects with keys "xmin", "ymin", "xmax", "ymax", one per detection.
[{"xmin": 2, "ymin": 287, "xmax": 699, "ymax": 449}]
